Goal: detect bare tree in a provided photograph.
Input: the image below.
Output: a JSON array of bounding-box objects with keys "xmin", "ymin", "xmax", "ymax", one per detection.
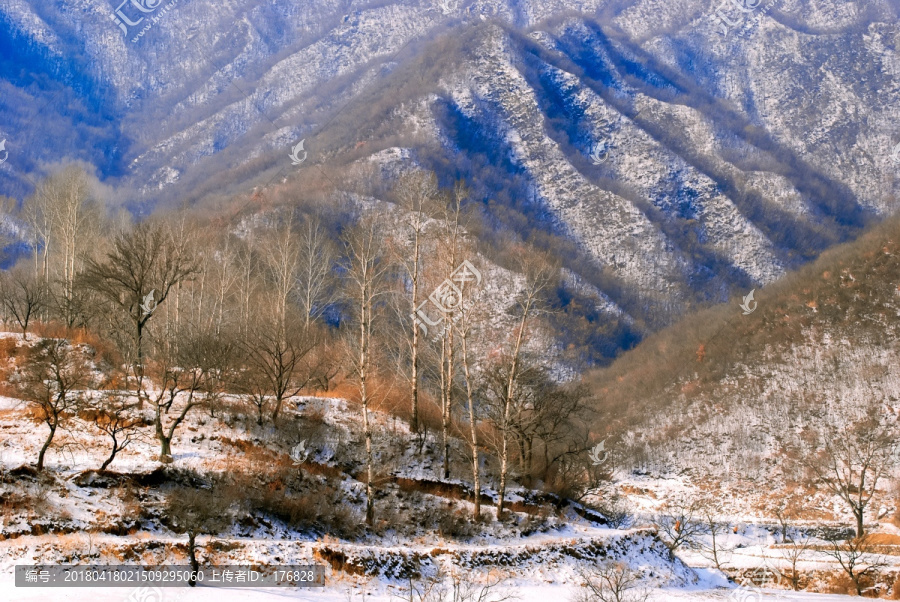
[
  {"xmin": 19, "ymin": 339, "xmax": 93, "ymax": 470},
  {"xmin": 21, "ymin": 166, "xmax": 103, "ymax": 326},
  {"xmin": 778, "ymin": 529, "xmax": 812, "ymax": 591},
  {"xmin": 485, "ymin": 253, "xmax": 556, "ymax": 519},
  {"xmin": 242, "ymin": 310, "xmax": 318, "ymax": 422},
  {"xmin": 81, "ymin": 220, "xmax": 200, "ymax": 395},
  {"xmin": 797, "ymin": 408, "xmax": 897, "ymax": 537},
  {"xmin": 823, "ymin": 533, "xmax": 886, "ymax": 596},
  {"xmin": 192, "ymin": 328, "xmax": 239, "ymax": 418},
  {"xmin": 342, "ymin": 214, "xmax": 394, "ymax": 527},
  {"xmin": 165, "ymin": 485, "xmax": 235, "ymax": 586},
  {"xmin": 456, "ymin": 277, "xmax": 488, "ymax": 519},
  {"xmin": 89, "ymin": 391, "xmax": 143, "ymax": 471},
  {"xmin": 143, "ymin": 329, "xmax": 213, "ymax": 461},
  {"xmin": 0, "ymin": 265, "xmax": 46, "ymax": 339},
  {"xmin": 572, "ymin": 563, "xmax": 649, "ymax": 602},
  {"xmin": 20, "ymin": 176, "xmax": 56, "ymax": 298},
  {"xmin": 235, "ymin": 239, "xmax": 257, "ymax": 338},
  {"xmin": 393, "ymin": 171, "xmax": 440, "ymax": 435},
  {"xmin": 652, "ymin": 497, "xmax": 704, "ymax": 557},
  {"xmin": 256, "ymin": 213, "xmax": 301, "ymax": 339},
  {"xmin": 486, "ymin": 364, "xmax": 588, "ymax": 483},
  {"xmin": 296, "ymin": 216, "xmax": 339, "ymax": 328},
  {"xmin": 184, "ymin": 227, "xmax": 240, "ymax": 337},
  {"xmin": 434, "ymin": 182, "xmax": 469, "ymax": 480},
  {"xmin": 397, "ymin": 566, "xmax": 513, "ymax": 602},
  {"xmin": 696, "ymin": 499, "xmax": 733, "ymax": 571},
  {"xmin": 771, "ymin": 499, "xmax": 795, "ymax": 543}
]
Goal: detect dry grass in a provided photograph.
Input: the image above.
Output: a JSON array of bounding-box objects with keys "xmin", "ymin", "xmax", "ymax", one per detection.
[
  {"xmin": 30, "ymin": 323, "xmax": 122, "ymax": 374},
  {"xmin": 867, "ymin": 534, "xmax": 900, "ymax": 546}
]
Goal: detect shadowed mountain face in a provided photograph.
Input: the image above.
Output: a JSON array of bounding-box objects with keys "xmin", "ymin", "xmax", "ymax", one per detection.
[{"xmin": 1, "ymin": 0, "xmax": 898, "ymax": 348}]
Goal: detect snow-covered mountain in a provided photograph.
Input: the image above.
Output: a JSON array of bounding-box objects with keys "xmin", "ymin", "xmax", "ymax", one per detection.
[
  {"xmin": 588, "ymin": 211, "xmax": 900, "ymax": 509},
  {"xmin": 2, "ymin": 0, "xmax": 899, "ymax": 344}
]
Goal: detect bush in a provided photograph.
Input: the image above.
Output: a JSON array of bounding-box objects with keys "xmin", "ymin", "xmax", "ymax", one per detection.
[
  {"xmin": 596, "ymin": 493, "xmax": 633, "ymax": 529},
  {"xmin": 438, "ymin": 509, "xmax": 476, "ymax": 540},
  {"xmin": 246, "ymin": 475, "xmax": 363, "ymax": 538}
]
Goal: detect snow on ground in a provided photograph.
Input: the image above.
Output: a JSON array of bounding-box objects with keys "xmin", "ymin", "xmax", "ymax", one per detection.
[
  {"xmin": 0, "ymin": 579, "xmax": 873, "ymax": 601},
  {"xmin": 1, "ymin": 373, "xmax": 897, "ymax": 600}
]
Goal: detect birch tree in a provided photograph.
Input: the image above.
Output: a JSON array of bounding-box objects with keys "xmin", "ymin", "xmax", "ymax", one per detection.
[
  {"xmin": 455, "ymin": 272, "xmax": 488, "ymax": 518},
  {"xmin": 22, "ymin": 167, "xmax": 101, "ymax": 326},
  {"xmin": 487, "ymin": 253, "xmax": 555, "ymax": 519},
  {"xmin": 257, "ymin": 214, "xmax": 300, "ymax": 340},
  {"xmin": 393, "ymin": 172, "xmax": 439, "ymax": 434},
  {"xmin": 342, "ymin": 214, "xmax": 394, "ymax": 527},
  {"xmin": 296, "ymin": 216, "xmax": 338, "ymax": 328}
]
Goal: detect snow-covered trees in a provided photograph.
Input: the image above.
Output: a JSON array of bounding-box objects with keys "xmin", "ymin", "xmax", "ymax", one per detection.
[{"xmin": 2, "ymin": 170, "xmax": 598, "ymax": 533}]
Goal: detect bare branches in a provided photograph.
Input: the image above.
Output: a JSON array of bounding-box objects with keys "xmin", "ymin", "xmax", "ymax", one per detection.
[
  {"xmin": 80, "ymin": 219, "xmax": 200, "ymax": 387},
  {"xmin": 0, "ymin": 265, "xmax": 46, "ymax": 339},
  {"xmin": 795, "ymin": 408, "xmax": 897, "ymax": 537},
  {"xmin": 396, "ymin": 568, "xmax": 513, "ymax": 602},
  {"xmin": 823, "ymin": 533, "xmax": 886, "ymax": 596},
  {"xmin": 342, "ymin": 212, "xmax": 396, "ymax": 527},
  {"xmin": 88, "ymin": 391, "xmax": 143, "ymax": 471},
  {"xmin": 573, "ymin": 563, "xmax": 649, "ymax": 602},
  {"xmin": 778, "ymin": 530, "xmax": 812, "ymax": 591},
  {"xmin": 18, "ymin": 339, "xmax": 94, "ymax": 470},
  {"xmin": 241, "ymin": 312, "xmax": 318, "ymax": 422},
  {"xmin": 652, "ymin": 497, "xmax": 703, "ymax": 557}
]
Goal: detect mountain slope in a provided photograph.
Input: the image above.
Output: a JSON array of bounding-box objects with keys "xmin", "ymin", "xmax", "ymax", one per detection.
[
  {"xmin": 1, "ymin": 0, "xmax": 899, "ymax": 352},
  {"xmin": 587, "ymin": 211, "xmax": 900, "ymax": 485}
]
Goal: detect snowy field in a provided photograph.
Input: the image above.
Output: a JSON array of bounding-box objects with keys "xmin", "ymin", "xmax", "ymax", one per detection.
[
  {"xmin": 0, "ymin": 579, "xmax": 870, "ymax": 602},
  {"xmin": 1, "ymin": 327, "xmax": 897, "ymax": 601}
]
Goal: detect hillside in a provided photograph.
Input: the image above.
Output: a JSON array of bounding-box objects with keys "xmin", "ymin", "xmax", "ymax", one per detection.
[
  {"xmin": 4, "ymin": 0, "xmax": 900, "ymax": 598},
  {"xmin": 587, "ymin": 212, "xmax": 900, "ymax": 513},
  {"xmin": 3, "ymin": 0, "xmax": 899, "ymax": 346}
]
